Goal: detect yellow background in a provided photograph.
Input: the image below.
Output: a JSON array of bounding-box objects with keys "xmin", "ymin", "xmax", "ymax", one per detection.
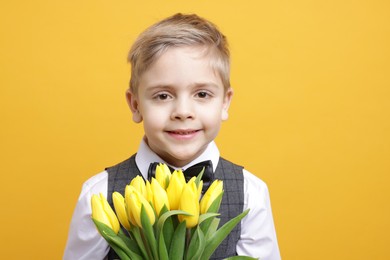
[{"xmin": 1, "ymin": 0, "xmax": 389, "ymax": 259}]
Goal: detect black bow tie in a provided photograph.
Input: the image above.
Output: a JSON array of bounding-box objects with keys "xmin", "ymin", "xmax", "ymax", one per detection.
[{"xmin": 148, "ymin": 160, "xmax": 214, "ymax": 193}]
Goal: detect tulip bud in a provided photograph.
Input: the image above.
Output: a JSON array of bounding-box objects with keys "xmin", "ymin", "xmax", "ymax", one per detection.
[
  {"xmin": 112, "ymin": 192, "xmax": 131, "ymax": 231},
  {"xmin": 130, "ymin": 175, "xmax": 147, "ymax": 198},
  {"xmin": 91, "ymin": 193, "xmax": 120, "ymax": 234},
  {"xmin": 151, "ymin": 178, "xmax": 170, "ymax": 216},
  {"xmin": 200, "ymin": 180, "xmax": 223, "ymax": 214},
  {"xmin": 145, "ymin": 180, "xmax": 153, "ymax": 203},
  {"xmin": 155, "ymin": 163, "xmax": 171, "ymax": 189},
  {"xmin": 125, "ymin": 185, "xmax": 155, "ymax": 228},
  {"xmin": 166, "ymin": 170, "xmax": 186, "ymax": 210},
  {"xmin": 178, "ymin": 178, "xmax": 199, "ymax": 228},
  {"xmin": 125, "ymin": 185, "xmax": 137, "ymax": 226}
]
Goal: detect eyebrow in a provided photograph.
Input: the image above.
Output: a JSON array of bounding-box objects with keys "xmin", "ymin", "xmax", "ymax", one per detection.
[
  {"xmin": 191, "ymin": 82, "xmax": 221, "ymax": 89},
  {"xmin": 144, "ymin": 82, "xmax": 221, "ymax": 91}
]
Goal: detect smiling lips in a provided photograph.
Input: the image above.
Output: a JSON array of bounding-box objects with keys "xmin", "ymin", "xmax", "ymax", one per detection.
[{"xmin": 166, "ymin": 129, "xmax": 200, "ymax": 140}]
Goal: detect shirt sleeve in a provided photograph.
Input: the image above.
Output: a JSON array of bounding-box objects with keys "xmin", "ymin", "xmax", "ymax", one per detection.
[
  {"xmin": 236, "ymin": 169, "xmax": 281, "ymax": 260},
  {"xmin": 63, "ymin": 171, "xmax": 110, "ymax": 260}
]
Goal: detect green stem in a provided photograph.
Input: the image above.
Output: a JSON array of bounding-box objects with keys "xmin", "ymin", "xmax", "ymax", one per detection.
[
  {"xmin": 131, "ymin": 227, "xmax": 149, "ymax": 259},
  {"xmin": 140, "ymin": 230, "xmax": 154, "ymax": 259},
  {"xmin": 185, "ymin": 228, "xmax": 192, "ymax": 257}
]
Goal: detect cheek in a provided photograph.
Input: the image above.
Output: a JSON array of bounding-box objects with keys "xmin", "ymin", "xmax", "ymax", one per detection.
[
  {"xmin": 200, "ymin": 108, "xmax": 223, "ymax": 129},
  {"xmin": 141, "ymin": 107, "xmax": 167, "ymax": 131}
]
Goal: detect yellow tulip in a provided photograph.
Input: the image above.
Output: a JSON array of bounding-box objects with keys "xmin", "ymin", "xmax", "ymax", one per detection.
[
  {"xmin": 150, "ymin": 178, "xmax": 170, "ymax": 216},
  {"xmin": 166, "ymin": 170, "xmax": 186, "ymax": 210},
  {"xmin": 125, "ymin": 185, "xmax": 137, "ymax": 226},
  {"xmin": 197, "ymin": 180, "xmax": 203, "ymax": 199},
  {"xmin": 178, "ymin": 178, "xmax": 199, "ymax": 228},
  {"xmin": 155, "ymin": 163, "xmax": 171, "ymax": 189},
  {"xmin": 112, "ymin": 192, "xmax": 131, "ymax": 231},
  {"xmin": 145, "ymin": 180, "xmax": 153, "ymax": 203},
  {"xmin": 130, "ymin": 175, "xmax": 147, "ymax": 198},
  {"xmin": 125, "ymin": 185, "xmax": 155, "ymax": 228},
  {"xmin": 91, "ymin": 193, "xmax": 120, "ymax": 234},
  {"xmin": 200, "ymin": 180, "xmax": 223, "ymax": 214}
]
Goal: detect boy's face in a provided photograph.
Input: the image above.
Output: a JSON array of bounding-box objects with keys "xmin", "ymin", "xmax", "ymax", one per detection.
[{"xmin": 126, "ymin": 46, "xmax": 233, "ymax": 167}]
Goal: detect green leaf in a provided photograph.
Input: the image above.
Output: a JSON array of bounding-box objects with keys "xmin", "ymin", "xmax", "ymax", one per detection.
[
  {"xmin": 201, "ymin": 209, "xmax": 250, "ymax": 260},
  {"xmin": 117, "ymin": 232, "xmax": 142, "ymax": 256},
  {"xmin": 158, "ymin": 227, "xmax": 169, "ymax": 260},
  {"xmin": 154, "ymin": 205, "xmax": 171, "ymax": 253},
  {"xmin": 162, "ymin": 212, "xmax": 174, "ymax": 251},
  {"xmin": 107, "ymin": 243, "xmax": 131, "ymax": 260},
  {"xmin": 130, "ymin": 226, "xmax": 149, "ymax": 259},
  {"xmin": 200, "ymin": 191, "xmax": 224, "ymax": 234},
  {"xmin": 194, "ymin": 167, "xmax": 205, "ymax": 187},
  {"xmin": 93, "ymin": 219, "xmax": 140, "ymax": 260},
  {"xmin": 105, "ymin": 235, "xmax": 143, "ymax": 260},
  {"xmin": 185, "ymin": 226, "xmax": 205, "ymax": 260},
  {"xmin": 198, "ymin": 212, "xmax": 220, "ymax": 225},
  {"xmin": 141, "ymin": 205, "xmax": 158, "ymax": 259},
  {"xmin": 169, "ymin": 221, "xmax": 186, "ymax": 259},
  {"xmin": 157, "ymin": 209, "xmax": 191, "ymax": 232},
  {"xmin": 156, "ymin": 209, "xmax": 191, "ymax": 253},
  {"xmin": 204, "ymin": 218, "xmax": 220, "ymax": 240}
]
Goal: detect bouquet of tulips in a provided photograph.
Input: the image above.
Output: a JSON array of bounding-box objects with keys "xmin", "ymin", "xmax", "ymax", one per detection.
[{"xmin": 91, "ymin": 163, "xmax": 254, "ymax": 260}]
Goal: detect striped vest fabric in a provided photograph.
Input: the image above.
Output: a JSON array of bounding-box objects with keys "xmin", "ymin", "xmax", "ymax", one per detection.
[{"xmin": 106, "ymin": 154, "xmax": 244, "ymax": 259}]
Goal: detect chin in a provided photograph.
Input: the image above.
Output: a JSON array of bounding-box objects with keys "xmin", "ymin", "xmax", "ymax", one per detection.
[{"xmin": 166, "ymin": 152, "xmax": 198, "ymax": 166}]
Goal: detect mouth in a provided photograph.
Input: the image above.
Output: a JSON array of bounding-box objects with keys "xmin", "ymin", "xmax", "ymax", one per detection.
[
  {"xmin": 166, "ymin": 129, "xmax": 201, "ymax": 140},
  {"xmin": 167, "ymin": 129, "xmax": 199, "ymax": 135}
]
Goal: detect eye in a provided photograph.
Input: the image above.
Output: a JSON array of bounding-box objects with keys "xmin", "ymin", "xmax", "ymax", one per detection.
[
  {"xmin": 196, "ymin": 91, "xmax": 211, "ymax": 99},
  {"xmin": 154, "ymin": 93, "xmax": 171, "ymax": 100}
]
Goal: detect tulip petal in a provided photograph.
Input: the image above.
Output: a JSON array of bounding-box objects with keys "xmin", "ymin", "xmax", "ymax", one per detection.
[
  {"xmin": 125, "ymin": 186, "xmax": 138, "ymax": 226},
  {"xmin": 166, "ymin": 170, "xmax": 185, "ymax": 210},
  {"xmin": 145, "ymin": 180, "xmax": 153, "ymax": 203},
  {"xmin": 156, "ymin": 163, "xmax": 171, "ymax": 189},
  {"xmin": 112, "ymin": 192, "xmax": 131, "ymax": 231},
  {"xmin": 200, "ymin": 180, "xmax": 223, "ymax": 214},
  {"xmin": 91, "ymin": 194, "xmax": 120, "ymax": 234},
  {"xmin": 178, "ymin": 180, "xmax": 199, "ymax": 228},
  {"xmin": 91, "ymin": 194, "xmax": 112, "ymax": 230},
  {"xmin": 151, "ymin": 178, "xmax": 170, "ymax": 216},
  {"xmin": 130, "ymin": 175, "xmax": 146, "ymax": 198},
  {"xmin": 101, "ymin": 193, "xmax": 120, "ymax": 234}
]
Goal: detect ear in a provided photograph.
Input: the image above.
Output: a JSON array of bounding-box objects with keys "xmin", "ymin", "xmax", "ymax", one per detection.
[
  {"xmin": 125, "ymin": 89, "xmax": 143, "ymax": 123},
  {"xmin": 221, "ymin": 87, "xmax": 233, "ymax": 121}
]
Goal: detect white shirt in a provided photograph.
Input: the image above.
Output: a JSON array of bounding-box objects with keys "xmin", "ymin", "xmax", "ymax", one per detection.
[{"xmin": 63, "ymin": 140, "xmax": 281, "ymax": 260}]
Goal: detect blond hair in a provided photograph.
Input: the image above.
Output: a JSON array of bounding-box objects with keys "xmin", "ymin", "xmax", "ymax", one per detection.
[{"xmin": 128, "ymin": 13, "xmax": 230, "ymax": 94}]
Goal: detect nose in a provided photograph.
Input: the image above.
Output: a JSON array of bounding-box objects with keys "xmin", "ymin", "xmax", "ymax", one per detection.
[{"xmin": 171, "ymin": 98, "xmax": 194, "ymax": 120}]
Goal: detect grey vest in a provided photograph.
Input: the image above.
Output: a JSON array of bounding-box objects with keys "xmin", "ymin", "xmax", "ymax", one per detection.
[{"xmin": 106, "ymin": 155, "xmax": 244, "ymax": 260}]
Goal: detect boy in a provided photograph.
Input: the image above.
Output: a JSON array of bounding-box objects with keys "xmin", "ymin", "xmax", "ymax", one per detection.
[{"xmin": 64, "ymin": 13, "xmax": 280, "ymax": 260}]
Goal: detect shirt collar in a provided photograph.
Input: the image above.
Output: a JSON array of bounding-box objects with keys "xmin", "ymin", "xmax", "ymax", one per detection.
[{"xmin": 135, "ymin": 138, "xmax": 220, "ymax": 179}]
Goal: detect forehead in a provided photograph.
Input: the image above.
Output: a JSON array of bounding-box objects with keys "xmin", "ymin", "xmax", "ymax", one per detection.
[{"xmin": 139, "ymin": 46, "xmax": 223, "ymax": 89}]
